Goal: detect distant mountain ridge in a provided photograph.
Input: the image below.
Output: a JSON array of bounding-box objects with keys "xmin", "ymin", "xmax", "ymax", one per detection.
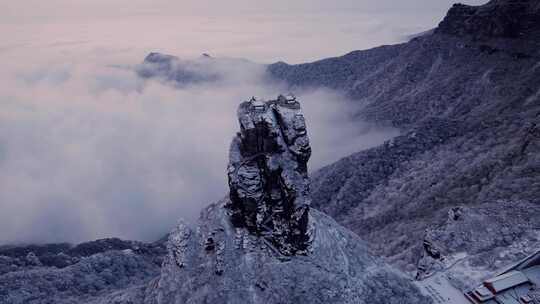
[
  {"xmin": 136, "ymin": 52, "xmax": 263, "ymax": 86},
  {"xmin": 436, "ymin": 0, "xmax": 540, "ymax": 39}
]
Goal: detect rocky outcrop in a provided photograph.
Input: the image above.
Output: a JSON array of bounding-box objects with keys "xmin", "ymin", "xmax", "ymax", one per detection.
[
  {"xmin": 149, "ymin": 200, "xmax": 430, "ymax": 304},
  {"xmin": 226, "ymin": 95, "xmax": 312, "ymax": 256},
  {"xmin": 144, "ymin": 97, "xmax": 430, "ymax": 304}
]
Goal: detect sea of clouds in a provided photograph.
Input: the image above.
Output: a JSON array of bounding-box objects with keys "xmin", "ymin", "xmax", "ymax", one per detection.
[
  {"xmin": 0, "ymin": 48, "xmax": 401, "ymax": 244},
  {"xmin": 2, "ymin": 0, "xmax": 486, "ymax": 244}
]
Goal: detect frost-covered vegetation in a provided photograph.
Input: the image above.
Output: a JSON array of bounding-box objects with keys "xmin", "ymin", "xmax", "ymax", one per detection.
[{"xmin": 270, "ymin": 0, "xmax": 540, "ymax": 285}]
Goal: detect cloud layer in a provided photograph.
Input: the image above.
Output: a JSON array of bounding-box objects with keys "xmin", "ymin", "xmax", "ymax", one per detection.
[
  {"xmin": 0, "ymin": 0, "xmax": 490, "ymax": 244},
  {"xmin": 1, "ymin": 1, "xmax": 488, "ymax": 63},
  {"xmin": 0, "ymin": 51, "xmax": 399, "ymax": 244}
]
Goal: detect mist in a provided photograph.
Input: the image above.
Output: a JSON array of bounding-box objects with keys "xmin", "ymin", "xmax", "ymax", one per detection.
[
  {"xmin": 3, "ymin": 0, "xmax": 483, "ymax": 244},
  {"xmin": 0, "ymin": 49, "xmax": 400, "ymax": 245}
]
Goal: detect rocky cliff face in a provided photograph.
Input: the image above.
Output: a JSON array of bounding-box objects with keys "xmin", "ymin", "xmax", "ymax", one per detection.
[
  {"xmin": 226, "ymin": 95, "xmax": 312, "ymax": 255},
  {"xmin": 144, "ymin": 96, "xmax": 429, "ymax": 304},
  {"xmin": 148, "ymin": 200, "xmax": 429, "ymax": 304}
]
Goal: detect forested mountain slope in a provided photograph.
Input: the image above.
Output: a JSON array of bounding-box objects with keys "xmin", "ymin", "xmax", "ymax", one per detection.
[{"xmin": 268, "ymin": 0, "xmax": 540, "ymax": 280}]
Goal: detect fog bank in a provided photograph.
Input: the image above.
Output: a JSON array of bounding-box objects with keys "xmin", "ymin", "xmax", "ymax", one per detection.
[{"xmin": 0, "ymin": 50, "xmax": 400, "ymax": 244}]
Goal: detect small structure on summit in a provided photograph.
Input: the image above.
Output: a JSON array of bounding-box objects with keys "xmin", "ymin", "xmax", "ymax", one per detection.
[{"xmin": 226, "ymin": 94, "xmax": 312, "ymax": 256}]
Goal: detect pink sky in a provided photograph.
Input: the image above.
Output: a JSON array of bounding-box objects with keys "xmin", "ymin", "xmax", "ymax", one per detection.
[{"xmin": 1, "ymin": 0, "xmax": 487, "ymax": 63}]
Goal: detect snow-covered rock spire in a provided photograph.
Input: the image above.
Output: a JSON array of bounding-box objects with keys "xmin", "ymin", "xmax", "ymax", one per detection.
[{"xmin": 226, "ymin": 94, "xmax": 312, "ymax": 255}]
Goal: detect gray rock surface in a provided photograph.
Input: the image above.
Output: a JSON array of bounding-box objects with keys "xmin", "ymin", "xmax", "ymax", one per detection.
[
  {"xmin": 149, "ymin": 200, "xmax": 430, "ymax": 304},
  {"xmin": 226, "ymin": 95, "xmax": 312, "ymax": 255},
  {"xmin": 140, "ymin": 96, "xmax": 429, "ymax": 303}
]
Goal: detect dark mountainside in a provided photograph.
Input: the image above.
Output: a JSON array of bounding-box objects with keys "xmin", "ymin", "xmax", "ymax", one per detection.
[
  {"xmin": 1, "ymin": 0, "xmax": 539, "ymax": 303},
  {"xmin": 269, "ymin": 0, "xmax": 540, "ymax": 282}
]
